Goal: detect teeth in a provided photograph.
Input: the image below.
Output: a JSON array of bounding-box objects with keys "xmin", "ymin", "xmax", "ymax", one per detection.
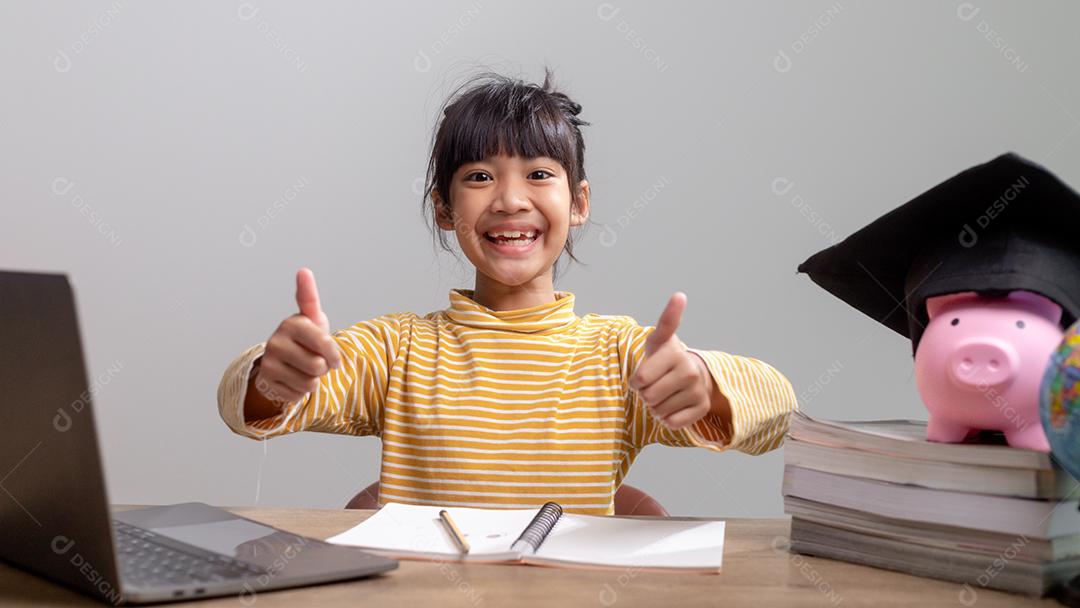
[
  {"xmin": 487, "ymin": 229, "xmax": 537, "ymax": 239},
  {"xmin": 484, "ymin": 230, "xmax": 538, "ymax": 247}
]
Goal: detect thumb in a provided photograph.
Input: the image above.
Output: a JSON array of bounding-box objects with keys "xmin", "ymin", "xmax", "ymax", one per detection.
[
  {"xmin": 644, "ymin": 292, "xmax": 686, "ymax": 356},
  {"xmin": 295, "ymin": 267, "xmax": 329, "ymax": 332}
]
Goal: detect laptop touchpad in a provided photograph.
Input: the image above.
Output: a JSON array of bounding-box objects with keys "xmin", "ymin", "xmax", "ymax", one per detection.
[{"xmin": 150, "ymin": 518, "xmax": 285, "ymax": 559}]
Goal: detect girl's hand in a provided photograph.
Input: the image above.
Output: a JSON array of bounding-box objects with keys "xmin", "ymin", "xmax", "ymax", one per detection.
[
  {"xmin": 253, "ymin": 268, "xmax": 343, "ymax": 406},
  {"xmin": 628, "ymin": 292, "xmax": 718, "ymax": 431}
]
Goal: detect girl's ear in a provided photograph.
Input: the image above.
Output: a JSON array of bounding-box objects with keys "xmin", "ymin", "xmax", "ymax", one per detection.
[
  {"xmin": 433, "ymin": 190, "xmax": 454, "ymax": 230},
  {"xmin": 570, "ymin": 180, "xmax": 590, "ymax": 227}
]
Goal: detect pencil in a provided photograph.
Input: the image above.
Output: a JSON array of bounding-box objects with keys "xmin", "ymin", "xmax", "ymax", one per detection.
[{"xmin": 439, "ymin": 509, "xmax": 470, "ymax": 554}]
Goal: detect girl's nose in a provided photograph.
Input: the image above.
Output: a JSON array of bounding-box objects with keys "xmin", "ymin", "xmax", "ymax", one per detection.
[{"xmin": 491, "ymin": 180, "xmax": 533, "ymax": 212}]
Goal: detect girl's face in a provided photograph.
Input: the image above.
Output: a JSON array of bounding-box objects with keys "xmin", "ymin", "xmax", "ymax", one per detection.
[{"xmin": 435, "ymin": 154, "xmax": 589, "ymax": 290}]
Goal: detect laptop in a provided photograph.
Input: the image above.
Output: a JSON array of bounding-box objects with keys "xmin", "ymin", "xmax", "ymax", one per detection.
[{"xmin": 0, "ymin": 270, "xmax": 398, "ymax": 604}]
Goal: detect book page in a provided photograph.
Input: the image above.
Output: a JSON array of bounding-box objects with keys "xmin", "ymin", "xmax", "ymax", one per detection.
[
  {"xmin": 790, "ymin": 412, "xmax": 1052, "ymax": 469},
  {"xmin": 830, "ymin": 420, "xmax": 929, "ymax": 441},
  {"xmin": 326, "ymin": 502, "xmax": 538, "ymax": 559},
  {"xmin": 530, "ymin": 514, "xmax": 726, "ymax": 570}
]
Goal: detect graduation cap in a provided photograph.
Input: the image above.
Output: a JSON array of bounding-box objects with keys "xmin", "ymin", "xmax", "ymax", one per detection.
[{"xmin": 797, "ymin": 152, "xmax": 1080, "ymax": 355}]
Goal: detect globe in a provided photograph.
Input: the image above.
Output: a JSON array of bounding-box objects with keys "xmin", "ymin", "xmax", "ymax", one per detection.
[{"xmin": 1041, "ymin": 320, "xmax": 1080, "ymax": 481}]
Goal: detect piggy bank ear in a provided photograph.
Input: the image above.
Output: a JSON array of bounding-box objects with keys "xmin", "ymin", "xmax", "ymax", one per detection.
[
  {"xmin": 925, "ymin": 292, "xmax": 978, "ymax": 320},
  {"xmin": 1009, "ymin": 290, "xmax": 1063, "ymax": 325}
]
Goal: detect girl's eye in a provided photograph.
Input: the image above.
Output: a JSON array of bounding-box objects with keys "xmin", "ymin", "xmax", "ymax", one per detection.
[
  {"xmin": 529, "ymin": 170, "xmax": 553, "ymax": 180},
  {"xmin": 464, "ymin": 172, "xmax": 491, "ymax": 182}
]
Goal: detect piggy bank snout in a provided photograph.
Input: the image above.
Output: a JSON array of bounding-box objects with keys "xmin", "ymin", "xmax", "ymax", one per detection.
[{"xmin": 946, "ymin": 339, "xmax": 1018, "ymax": 390}]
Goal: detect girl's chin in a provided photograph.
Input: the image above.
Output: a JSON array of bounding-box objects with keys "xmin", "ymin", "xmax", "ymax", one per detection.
[
  {"xmin": 483, "ymin": 267, "xmax": 541, "ymax": 285},
  {"xmin": 479, "ymin": 258, "xmax": 553, "ymax": 285}
]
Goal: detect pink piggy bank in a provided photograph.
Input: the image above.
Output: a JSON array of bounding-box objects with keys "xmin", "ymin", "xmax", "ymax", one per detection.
[{"xmin": 914, "ymin": 290, "xmax": 1063, "ymax": 451}]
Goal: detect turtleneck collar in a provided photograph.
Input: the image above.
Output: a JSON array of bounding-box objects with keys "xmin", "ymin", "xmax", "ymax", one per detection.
[{"xmin": 445, "ymin": 289, "xmax": 578, "ymax": 333}]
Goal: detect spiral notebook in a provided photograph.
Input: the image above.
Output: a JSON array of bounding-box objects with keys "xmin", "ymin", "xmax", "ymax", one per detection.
[{"xmin": 326, "ymin": 501, "xmax": 726, "ymax": 573}]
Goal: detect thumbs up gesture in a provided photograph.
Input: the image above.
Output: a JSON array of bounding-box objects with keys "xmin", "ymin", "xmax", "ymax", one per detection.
[
  {"xmin": 628, "ymin": 293, "xmax": 718, "ymax": 430},
  {"xmin": 253, "ymin": 268, "xmax": 343, "ymax": 405}
]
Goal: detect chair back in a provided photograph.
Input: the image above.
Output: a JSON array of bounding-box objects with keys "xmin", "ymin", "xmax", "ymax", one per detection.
[{"xmin": 345, "ymin": 482, "xmax": 669, "ymax": 516}]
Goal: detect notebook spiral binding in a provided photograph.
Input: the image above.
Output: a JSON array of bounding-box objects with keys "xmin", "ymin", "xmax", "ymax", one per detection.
[{"xmin": 511, "ymin": 502, "xmax": 563, "ymax": 554}]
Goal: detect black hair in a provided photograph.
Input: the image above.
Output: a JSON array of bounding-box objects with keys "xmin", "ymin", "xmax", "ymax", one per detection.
[{"xmin": 422, "ymin": 68, "xmax": 591, "ymax": 283}]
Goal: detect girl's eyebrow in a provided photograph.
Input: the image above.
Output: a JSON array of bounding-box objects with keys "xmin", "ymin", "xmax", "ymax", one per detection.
[
  {"xmin": 526, "ymin": 156, "xmax": 559, "ymax": 164},
  {"xmin": 457, "ymin": 161, "xmax": 492, "ymax": 173},
  {"xmin": 459, "ymin": 157, "xmax": 562, "ymax": 171}
]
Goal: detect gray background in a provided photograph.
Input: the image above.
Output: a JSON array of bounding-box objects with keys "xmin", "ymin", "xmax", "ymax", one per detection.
[{"xmin": 3, "ymin": 0, "xmax": 1078, "ymax": 516}]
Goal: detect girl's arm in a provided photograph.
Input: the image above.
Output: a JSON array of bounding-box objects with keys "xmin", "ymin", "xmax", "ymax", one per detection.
[
  {"xmin": 243, "ymin": 357, "xmax": 286, "ymax": 422},
  {"xmin": 690, "ymin": 351, "xmax": 733, "ymax": 432},
  {"xmin": 618, "ymin": 318, "xmax": 798, "ymax": 453},
  {"xmin": 216, "ymin": 314, "xmax": 406, "ymax": 440},
  {"xmin": 679, "ymin": 347, "xmax": 798, "ymax": 452}
]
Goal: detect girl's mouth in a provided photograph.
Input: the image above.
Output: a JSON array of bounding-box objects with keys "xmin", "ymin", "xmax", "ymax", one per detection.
[{"xmin": 483, "ymin": 230, "xmax": 541, "ymax": 255}]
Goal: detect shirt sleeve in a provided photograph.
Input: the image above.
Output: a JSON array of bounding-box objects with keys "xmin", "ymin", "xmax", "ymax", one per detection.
[
  {"xmin": 216, "ymin": 313, "xmax": 406, "ymax": 441},
  {"xmin": 616, "ymin": 317, "xmax": 798, "ymax": 454}
]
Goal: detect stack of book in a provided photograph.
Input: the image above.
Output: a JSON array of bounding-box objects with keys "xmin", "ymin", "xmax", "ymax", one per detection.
[{"xmin": 782, "ymin": 411, "xmax": 1080, "ymax": 597}]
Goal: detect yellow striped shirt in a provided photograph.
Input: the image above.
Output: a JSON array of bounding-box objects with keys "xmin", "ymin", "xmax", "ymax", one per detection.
[{"xmin": 217, "ymin": 289, "xmax": 798, "ymax": 515}]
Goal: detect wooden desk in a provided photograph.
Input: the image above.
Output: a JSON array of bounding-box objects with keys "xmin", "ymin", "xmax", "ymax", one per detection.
[{"xmin": 0, "ymin": 506, "xmax": 1058, "ymax": 607}]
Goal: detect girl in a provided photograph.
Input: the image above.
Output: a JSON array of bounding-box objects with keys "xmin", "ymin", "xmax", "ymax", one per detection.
[{"xmin": 217, "ymin": 70, "xmax": 798, "ymax": 515}]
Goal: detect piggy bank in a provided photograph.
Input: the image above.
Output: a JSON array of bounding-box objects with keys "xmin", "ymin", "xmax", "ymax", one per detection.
[{"xmin": 914, "ymin": 290, "xmax": 1064, "ymax": 451}]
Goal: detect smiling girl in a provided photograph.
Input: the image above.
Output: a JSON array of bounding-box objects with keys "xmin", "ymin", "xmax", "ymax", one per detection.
[{"xmin": 217, "ymin": 70, "xmax": 798, "ymax": 515}]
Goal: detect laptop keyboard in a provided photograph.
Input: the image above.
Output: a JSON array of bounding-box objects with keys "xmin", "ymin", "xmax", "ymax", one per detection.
[{"xmin": 113, "ymin": 520, "xmax": 267, "ymax": 589}]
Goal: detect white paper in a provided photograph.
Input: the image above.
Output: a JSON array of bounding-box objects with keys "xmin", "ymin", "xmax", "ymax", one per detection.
[
  {"xmin": 327, "ymin": 502, "xmax": 726, "ymax": 570},
  {"xmin": 327, "ymin": 502, "xmax": 539, "ymax": 558},
  {"xmin": 534, "ymin": 515, "xmax": 726, "ymax": 569}
]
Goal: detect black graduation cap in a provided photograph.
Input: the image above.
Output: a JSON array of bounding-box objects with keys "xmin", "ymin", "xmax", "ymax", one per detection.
[{"xmin": 797, "ymin": 152, "xmax": 1080, "ymax": 355}]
